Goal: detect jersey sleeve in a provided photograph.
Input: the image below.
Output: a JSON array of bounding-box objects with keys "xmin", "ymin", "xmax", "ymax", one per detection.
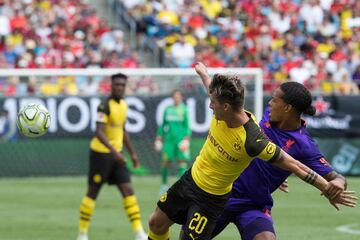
[
  {"xmin": 298, "ymin": 139, "xmax": 333, "ymax": 176},
  {"xmin": 95, "ymin": 99, "xmax": 110, "ymax": 124},
  {"xmin": 244, "ymin": 118, "xmax": 281, "ymax": 162}
]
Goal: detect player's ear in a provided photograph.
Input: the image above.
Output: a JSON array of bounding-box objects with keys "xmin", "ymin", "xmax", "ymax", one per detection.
[
  {"xmin": 284, "ymin": 104, "xmax": 292, "ymax": 113},
  {"xmin": 223, "ymin": 103, "xmax": 230, "ymax": 111}
]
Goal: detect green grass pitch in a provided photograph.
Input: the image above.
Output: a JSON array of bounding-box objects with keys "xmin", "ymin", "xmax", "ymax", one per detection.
[{"xmin": 0, "ymin": 176, "xmax": 359, "ymax": 240}]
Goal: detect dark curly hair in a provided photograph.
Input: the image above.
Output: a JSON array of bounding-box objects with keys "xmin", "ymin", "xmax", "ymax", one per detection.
[
  {"xmin": 280, "ymin": 82, "xmax": 316, "ymax": 116},
  {"xmin": 111, "ymin": 73, "xmax": 127, "ymax": 82},
  {"xmin": 209, "ymin": 73, "xmax": 245, "ymax": 110}
]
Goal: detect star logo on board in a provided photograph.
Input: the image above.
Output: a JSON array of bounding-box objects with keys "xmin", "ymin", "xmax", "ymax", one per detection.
[{"xmin": 313, "ymin": 97, "xmax": 330, "ymax": 115}]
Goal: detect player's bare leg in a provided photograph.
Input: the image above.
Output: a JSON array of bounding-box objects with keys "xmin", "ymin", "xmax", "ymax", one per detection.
[
  {"xmin": 253, "ymin": 231, "xmax": 276, "ymax": 240},
  {"xmin": 86, "ymin": 185, "xmax": 102, "ymax": 199},
  {"xmin": 148, "ymin": 206, "xmax": 173, "ymax": 240}
]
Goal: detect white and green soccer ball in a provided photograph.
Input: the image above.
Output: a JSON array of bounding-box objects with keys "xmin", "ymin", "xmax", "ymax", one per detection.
[{"xmin": 17, "ymin": 103, "xmax": 51, "ymax": 138}]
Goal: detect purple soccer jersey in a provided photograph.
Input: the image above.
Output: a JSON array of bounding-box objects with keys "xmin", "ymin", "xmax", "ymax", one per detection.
[
  {"xmin": 211, "ymin": 107, "xmax": 335, "ymax": 239},
  {"xmin": 229, "ymin": 106, "xmax": 334, "ymax": 210}
]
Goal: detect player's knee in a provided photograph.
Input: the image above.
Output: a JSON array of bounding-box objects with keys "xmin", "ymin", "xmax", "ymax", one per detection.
[
  {"xmin": 148, "ymin": 211, "xmax": 170, "ymax": 234},
  {"xmin": 253, "ymin": 231, "xmax": 276, "ymax": 240},
  {"xmin": 87, "ymin": 185, "xmax": 102, "ymax": 199},
  {"xmin": 148, "ymin": 214, "xmax": 164, "ymax": 233},
  {"xmin": 118, "ymin": 183, "xmax": 134, "ymax": 196}
]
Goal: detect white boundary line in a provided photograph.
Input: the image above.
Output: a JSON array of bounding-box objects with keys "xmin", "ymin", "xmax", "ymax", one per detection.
[{"xmin": 336, "ymin": 224, "xmax": 360, "ymax": 235}]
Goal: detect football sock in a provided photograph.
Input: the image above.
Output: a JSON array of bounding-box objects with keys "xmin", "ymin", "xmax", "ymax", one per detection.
[
  {"xmin": 148, "ymin": 229, "xmax": 169, "ymax": 240},
  {"xmin": 161, "ymin": 166, "xmax": 168, "ymax": 185},
  {"xmin": 79, "ymin": 196, "xmax": 96, "ymax": 234},
  {"xmin": 177, "ymin": 163, "xmax": 187, "ymax": 178},
  {"xmin": 123, "ymin": 195, "xmax": 143, "ymax": 232}
]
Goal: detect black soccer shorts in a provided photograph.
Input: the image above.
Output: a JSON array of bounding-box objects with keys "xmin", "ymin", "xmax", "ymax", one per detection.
[
  {"xmin": 157, "ymin": 169, "xmax": 229, "ymax": 240},
  {"xmin": 88, "ymin": 150, "xmax": 131, "ymax": 185}
]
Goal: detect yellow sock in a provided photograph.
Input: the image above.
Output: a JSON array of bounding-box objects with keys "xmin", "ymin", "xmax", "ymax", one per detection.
[
  {"xmin": 148, "ymin": 229, "xmax": 169, "ymax": 240},
  {"xmin": 123, "ymin": 195, "xmax": 144, "ymax": 232},
  {"xmin": 79, "ymin": 196, "xmax": 96, "ymax": 234}
]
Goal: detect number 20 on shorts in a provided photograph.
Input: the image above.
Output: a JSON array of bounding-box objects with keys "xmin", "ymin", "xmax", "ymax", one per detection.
[{"xmin": 188, "ymin": 212, "xmax": 208, "ymax": 234}]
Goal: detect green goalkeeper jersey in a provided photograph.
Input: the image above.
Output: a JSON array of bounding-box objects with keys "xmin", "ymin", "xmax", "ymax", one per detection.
[{"xmin": 156, "ymin": 103, "xmax": 191, "ymax": 143}]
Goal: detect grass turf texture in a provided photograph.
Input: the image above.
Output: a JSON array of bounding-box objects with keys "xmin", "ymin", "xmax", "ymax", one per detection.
[{"xmin": 0, "ymin": 176, "xmax": 359, "ymax": 240}]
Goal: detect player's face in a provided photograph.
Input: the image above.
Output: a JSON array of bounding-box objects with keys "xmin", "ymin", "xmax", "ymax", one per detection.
[
  {"xmin": 268, "ymin": 88, "xmax": 288, "ymax": 122},
  {"xmin": 112, "ymin": 78, "xmax": 126, "ymax": 98},
  {"xmin": 173, "ymin": 91, "xmax": 183, "ymax": 105},
  {"xmin": 209, "ymin": 93, "xmax": 224, "ymax": 120}
]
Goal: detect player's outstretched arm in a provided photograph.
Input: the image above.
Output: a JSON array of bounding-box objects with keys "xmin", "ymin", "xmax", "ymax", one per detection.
[
  {"xmin": 195, "ymin": 62, "xmax": 211, "ymax": 91},
  {"xmin": 322, "ymin": 171, "xmax": 349, "ymax": 210},
  {"xmin": 324, "ymin": 171, "xmax": 347, "ymax": 193},
  {"xmin": 271, "ymin": 149, "xmax": 357, "ymax": 208}
]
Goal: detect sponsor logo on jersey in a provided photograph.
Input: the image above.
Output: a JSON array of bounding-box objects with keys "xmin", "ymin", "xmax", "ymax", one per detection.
[{"xmin": 208, "ymin": 132, "xmax": 239, "ymax": 162}]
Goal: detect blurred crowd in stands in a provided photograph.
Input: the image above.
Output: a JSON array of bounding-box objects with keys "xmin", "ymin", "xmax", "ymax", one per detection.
[
  {"xmin": 0, "ymin": 0, "xmax": 360, "ymax": 96},
  {"xmin": 0, "ymin": 0, "xmax": 146, "ymax": 96},
  {"xmin": 0, "ymin": 0, "xmax": 142, "ymax": 69},
  {"xmin": 126, "ymin": 0, "xmax": 360, "ymax": 95}
]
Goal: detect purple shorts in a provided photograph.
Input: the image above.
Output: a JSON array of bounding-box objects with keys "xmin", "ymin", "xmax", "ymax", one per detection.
[{"xmin": 211, "ymin": 201, "xmax": 275, "ymax": 240}]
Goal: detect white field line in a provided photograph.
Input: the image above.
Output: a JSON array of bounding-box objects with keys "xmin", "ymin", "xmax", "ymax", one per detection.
[{"xmin": 336, "ymin": 224, "xmax": 360, "ymax": 235}]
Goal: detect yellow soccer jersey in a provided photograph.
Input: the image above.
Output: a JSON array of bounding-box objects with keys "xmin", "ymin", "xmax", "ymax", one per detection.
[
  {"xmin": 90, "ymin": 97, "xmax": 128, "ymax": 153},
  {"xmin": 191, "ymin": 112, "xmax": 280, "ymax": 195}
]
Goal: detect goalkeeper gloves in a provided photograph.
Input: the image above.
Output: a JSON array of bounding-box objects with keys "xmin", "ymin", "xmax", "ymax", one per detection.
[
  {"xmin": 154, "ymin": 138, "xmax": 163, "ymax": 152},
  {"xmin": 178, "ymin": 138, "xmax": 190, "ymax": 152}
]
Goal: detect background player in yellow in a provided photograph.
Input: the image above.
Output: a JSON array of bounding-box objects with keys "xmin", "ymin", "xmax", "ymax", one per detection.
[
  {"xmin": 76, "ymin": 73, "xmax": 147, "ymax": 240},
  {"xmin": 146, "ymin": 62, "xmax": 357, "ymax": 240},
  {"xmin": 154, "ymin": 89, "xmax": 191, "ymax": 194}
]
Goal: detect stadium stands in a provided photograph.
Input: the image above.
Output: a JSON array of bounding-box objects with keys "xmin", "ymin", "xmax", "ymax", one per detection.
[
  {"xmin": 0, "ymin": 0, "xmax": 142, "ymax": 96},
  {"xmin": 0, "ymin": 0, "xmax": 359, "ymax": 96},
  {"xmin": 125, "ymin": 0, "xmax": 360, "ymax": 94}
]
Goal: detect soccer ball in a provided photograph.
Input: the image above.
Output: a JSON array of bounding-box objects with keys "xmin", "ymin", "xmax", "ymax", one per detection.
[{"xmin": 17, "ymin": 103, "xmax": 51, "ymax": 138}]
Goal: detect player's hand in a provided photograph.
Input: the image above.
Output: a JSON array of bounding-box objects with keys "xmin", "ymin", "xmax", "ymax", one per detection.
[
  {"xmin": 111, "ymin": 150, "xmax": 125, "ymax": 164},
  {"xmin": 322, "ymin": 180, "xmax": 345, "ymax": 200},
  {"xmin": 328, "ymin": 191, "xmax": 357, "ymax": 210},
  {"xmin": 195, "ymin": 62, "xmax": 208, "ymax": 77},
  {"xmin": 131, "ymin": 153, "xmax": 140, "ymax": 168},
  {"xmin": 154, "ymin": 138, "xmax": 162, "ymax": 152},
  {"xmin": 178, "ymin": 138, "xmax": 190, "ymax": 152},
  {"xmin": 278, "ymin": 179, "xmax": 289, "ymax": 193}
]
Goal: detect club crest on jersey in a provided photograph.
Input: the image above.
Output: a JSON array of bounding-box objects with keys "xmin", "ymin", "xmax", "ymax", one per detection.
[
  {"xmin": 93, "ymin": 174, "xmax": 102, "ymax": 183},
  {"xmin": 320, "ymin": 157, "xmax": 330, "ymax": 166},
  {"xmin": 160, "ymin": 192, "xmax": 167, "ymax": 202},
  {"xmin": 233, "ymin": 138, "xmax": 242, "ymax": 151},
  {"xmin": 266, "ymin": 143, "xmax": 276, "ymax": 155}
]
